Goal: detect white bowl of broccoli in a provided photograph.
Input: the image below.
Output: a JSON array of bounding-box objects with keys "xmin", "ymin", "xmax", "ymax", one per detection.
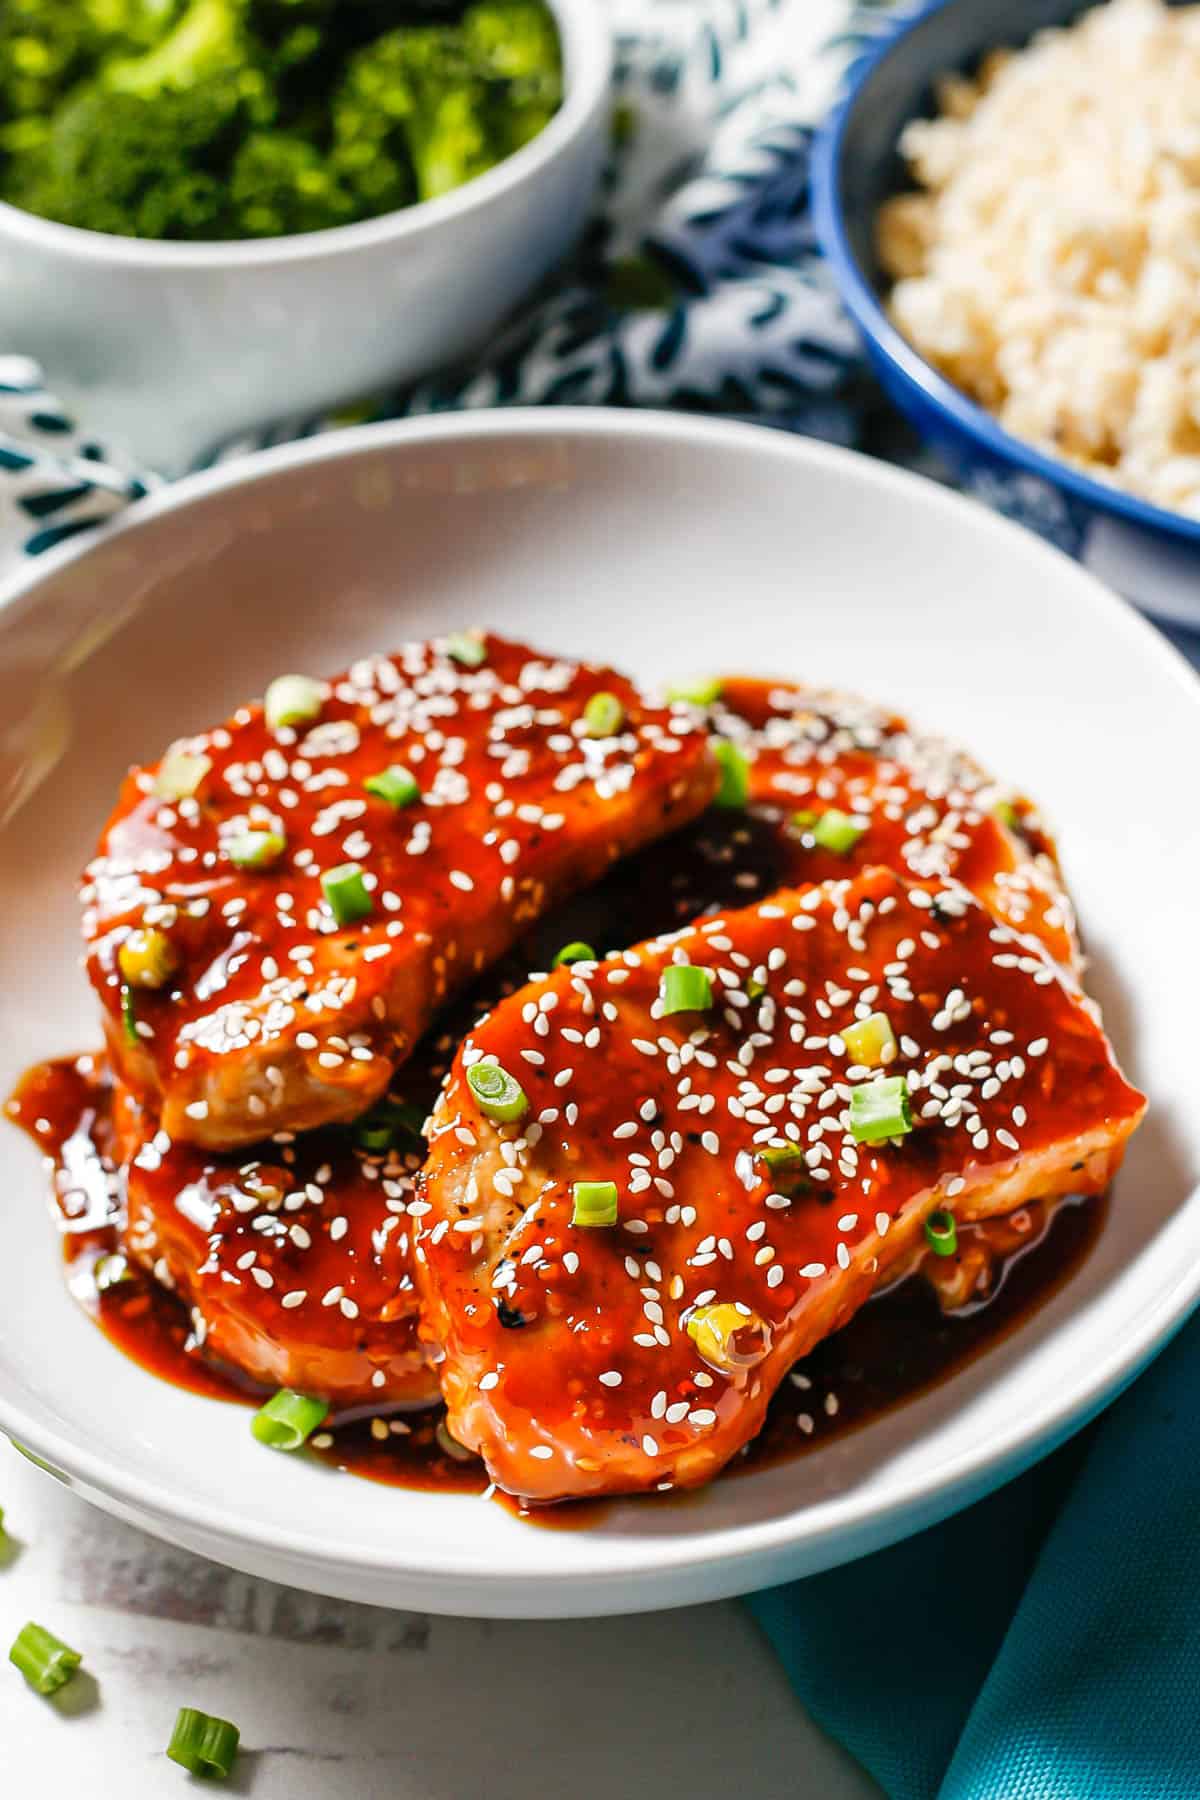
[{"xmin": 0, "ymin": 0, "xmax": 612, "ymax": 471}]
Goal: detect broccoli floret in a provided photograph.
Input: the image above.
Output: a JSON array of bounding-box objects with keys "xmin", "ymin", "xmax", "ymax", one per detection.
[
  {"xmin": 0, "ymin": 0, "xmax": 176, "ymax": 136},
  {"xmin": 333, "ymin": 26, "xmax": 495, "ymax": 205},
  {"xmin": 467, "ymin": 0, "xmax": 562, "ymax": 160},
  {"xmin": 229, "ymin": 130, "xmax": 360, "ymax": 236}
]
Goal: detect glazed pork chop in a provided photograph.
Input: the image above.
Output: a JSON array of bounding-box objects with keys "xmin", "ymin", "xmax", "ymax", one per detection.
[
  {"xmin": 415, "ymin": 866, "xmax": 1144, "ymax": 1502},
  {"xmin": 82, "ymin": 634, "xmax": 716, "ymax": 1150},
  {"xmin": 701, "ymin": 677, "xmax": 1080, "ymax": 972},
  {"xmin": 111, "ymin": 1082, "xmax": 435, "ymax": 1409}
]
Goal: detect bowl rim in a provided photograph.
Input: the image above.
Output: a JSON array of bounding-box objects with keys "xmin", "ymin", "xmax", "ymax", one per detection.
[
  {"xmin": 0, "ymin": 0, "xmax": 612, "ymax": 269},
  {"xmin": 811, "ymin": 0, "xmax": 1200, "ymax": 548},
  {"xmin": 0, "ymin": 405, "xmax": 1198, "ymax": 1598}
]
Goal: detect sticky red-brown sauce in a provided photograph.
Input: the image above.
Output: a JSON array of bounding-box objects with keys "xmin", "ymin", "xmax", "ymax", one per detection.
[{"xmin": 5, "ymin": 789, "xmax": 1107, "ymax": 1521}]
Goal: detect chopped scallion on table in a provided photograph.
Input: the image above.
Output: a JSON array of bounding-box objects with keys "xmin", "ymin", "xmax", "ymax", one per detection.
[
  {"xmin": 925, "ymin": 1210, "xmax": 959, "ymax": 1257},
  {"xmin": 848, "ymin": 1075, "xmax": 913, "ymax": 1145},
  {"xmin": 466, "ymin": 1061, "xmax": 529, "ymax": 1123},
  {"xmin": 321, "ymin": 862, "xmax": 372, "ymax": 926},
  {"xmin": 264, "ymin": 673, "xmax": 323, "ymax": 732},
  {"xmin": 364, "ymin": 765, "xmax": 420, "ymax": 809},
  {"xmin": 250, "ymin": 1389, "xmax": 329, "ymax": 1452},
  {"xmin": 552, "ymin": 941, "xmax": 596, "ymax": 967},
  {"xmin": 166, "ymin": 1707, "xmax": 241, "ymax": 1779},
  {"xmin": 9, "ymin": 1622, "xmax": 82, "ymax": 1696},
  {"xmin": 712, "ymin": 739, "xmax": 749, "ymax": 808},
  {"xmin": 660, "ymin": 963, "xmax": 714, "ymax": 1015},
  {"xmin": 571, "ymin": 1180, "xmax": 619, "ymax": 1227}
]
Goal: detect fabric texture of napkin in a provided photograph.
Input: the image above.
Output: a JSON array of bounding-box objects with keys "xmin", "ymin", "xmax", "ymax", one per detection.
[{"xmin": 0, "ymin": 3, "xmax": 1197, "ymax": 1797}]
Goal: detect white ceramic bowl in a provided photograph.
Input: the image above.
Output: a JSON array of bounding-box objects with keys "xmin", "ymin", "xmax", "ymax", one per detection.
[
  {"xmin": 1, "ymin": 411, "xmax": 1197, "ymax": 1618},
  {"xmin": 0, "ymin": 0, "xmax": 610, "ymax": 475}
]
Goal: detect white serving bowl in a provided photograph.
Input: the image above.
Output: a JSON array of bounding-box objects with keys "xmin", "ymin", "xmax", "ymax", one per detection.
[
  {"xmin": 0, "ymin": 411, "xmax": 1197, "ymax": 1618},
  {"xmin": 0, "ymin": 0, "xmax": 610, "ymax": 475}
]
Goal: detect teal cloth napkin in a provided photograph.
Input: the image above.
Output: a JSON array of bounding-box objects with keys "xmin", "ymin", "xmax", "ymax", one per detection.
[
  {"xmin": 751, "ymin": 1313, "xmax": 1200, "ymax": 1798},
  {"xmin": 0, "ymin": 2, "xmax": 1197, "ymax": 1794}
]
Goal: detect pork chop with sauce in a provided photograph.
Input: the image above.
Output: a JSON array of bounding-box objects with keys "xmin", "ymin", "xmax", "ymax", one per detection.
[{"xmin": 415, "ymin": 866, "xmax": 1143, "ymax": 1502}]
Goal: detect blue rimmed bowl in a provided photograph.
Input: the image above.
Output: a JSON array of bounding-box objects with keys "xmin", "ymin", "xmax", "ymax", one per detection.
[{"xmin": 812, "ymin": 0, "xmax": 1200, "ymax": 619}]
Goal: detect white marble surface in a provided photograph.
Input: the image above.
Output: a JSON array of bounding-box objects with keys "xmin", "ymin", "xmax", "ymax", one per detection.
[{"xmin": 0, "ymin": 1448, "xmax": 880, "ymax": 1798}]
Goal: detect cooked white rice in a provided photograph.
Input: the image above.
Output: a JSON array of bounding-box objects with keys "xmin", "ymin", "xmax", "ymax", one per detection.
[{"xmin": 877, "ymin": 0, "xmax": 1200, "ymax": 518}]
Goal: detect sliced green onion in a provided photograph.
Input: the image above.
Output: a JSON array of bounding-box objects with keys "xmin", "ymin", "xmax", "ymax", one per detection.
[
  {"xmin": 552, "ymin": 941, "xmax": 596, "ymax": 967},
  {"xmin": 154, "ymin": 746, "xmax": 211, "ymax": 802},
  {"xmin": 660, "ymin": 963, "xmax": 714, "ymax": 1015},
  {"xmin": 94, "ymin": 1252, "xmax": 130, "ymax": 1293},
  {"xmin": 118, "ymin": 926, "xmax": 178, "ymax": 989},
  {"xmin": 842, "ymin": 1012, "xmax": 898, "ymax": 1068},
  {"xmin": 321, "ymin": 862, "xmax": 372, "ymax": 926},
  {"xmin": 582, "ymin": 691, "xmax": 625, "ymax": 739},
  {"xmin": 226, "ymin": 828, "xmax": 286, "ymax": 871},
  {"xmin": 250, "ymin": 1389, "xmax": 329, "ymax": 1452},
  {"xmin": 925, "ymin": 1209, "xmax": 958, "ymax": 1257},
  {"xmin": 571, "ymin": 1180, "xmax": 619, "ymax": 1228},
  {"xmin": 848, "ymin": 1075, "xmax": 913, "ymax": 1145},
  {"xmin": 686, "ymin": 1302, "xmax": 765, "ymax": 1373},
  {"xmin": 354, "ymin": 1099, "xmax": 425, "ymax": 1154},
  {"xmin": 121, "ymin": 983, "xmax": 138, "ymax": 1045},
  {"xmin": 166, "ymin": 1707, "xmax": 241, "ymax": 1779},
  {"xmin": 666, "ymin": 676, "xmax": 723, "ymax": 706},
  {"xmin": 794, "ymin": 807, "xmax": 865, "ymax": 854},
  {"xmin": 712, "ymin": 740, "xmax": 749, "ymax": 809},
  {"xmin": 264, "ymin": 673, "xmax": 323, "ymax": 732},
  {"xmin": 466, "ymin": 1061, "xmax": 528, "ymax": 1123},
  {"xmin": 746, "ymin": 977, "xmax": 766, "ymax": 1000},
  {"xmin": 756, "ymin": 1141, "xmax": 809, "ymax": 1190},
  {"xmin": 994, "ymin": 800, "xmax": 1021, "ymax": 832},
  {"xmin": 445, "ymin": 631, "xmax": 487, "ymax": 668},
  {"xmin": 9, "ymin": 1622, "xmax": 81, "ymax": 1696},
  {"xmin": 364, "ymin": 765, "xmax": 420, "ymax": 809}
]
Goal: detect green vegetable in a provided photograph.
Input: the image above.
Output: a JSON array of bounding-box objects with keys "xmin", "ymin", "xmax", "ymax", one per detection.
[
  {"xmin": 571, "ymin": 1180, "xmax": 618, "ymax": 1228},
  {"xmin": 666, "ymin": 676, "xmax": 722, "ymax": 706},
  {"xmin": 354, "ymin": 1097, "xmax": 425, "ymax": 1153},
  {"xmin": 848, "ymin": 1075, "xmax": 913, "ymax": 1145},
  {"xmin": 0, "ymin": 0, "xmax": 563, "ymax": 240},
  {"xmin": 226, "ymin": 827, "xmax": 286, "ymax": 869},
  {"xmin": 9, "ymin": 1622, "xmax": 82, "ymax": 1696},
  {"xmin": 581, "ymin": 691, "xmax": 624, "ymax": 739},
  {"xmin": 794, "ymin": 807, "xmax": 866, "ymax": 855},
  {"xmin": 712, "ymin": 739, "xmax": 749, "ymax": 809},
  {"xmin": 364, "ymin": 765, "xmax": 420, "ymax": 809},
  {"xmin": 321, "ymin": 862, "xmax": 372, "ymax": 926},
  {"xmin": 841, "ymin": 1011, "xmax": 897, "ymax": 1068},
  {"xmin": 925, "ymin": 1209, "xmax": 958, "ymax": 1257},
  {"xmin": 466, "ymin": 1060, "xmax": 528, "ymax": 1122},
  {"xmin": 552, "ymin": 941, "xmax": 595, "ymax": 967},
  {"xmin": 443, "ymin": 630, "xmax": 488, "ymax": 667},
  {"xmin": 264, "ymin": 672, "xmax": 322, "ymax": 731},
  {"xmin": 167, "ymin": 1706, "xmax": 241, "ymax": 1778},
  {"xmin": 250, "ymin": 1388, "xmax": 328, "ymax": 1450},
  {"xmin": 660, "ymin": 963, "xmax": 713, "ymax": 1015}
]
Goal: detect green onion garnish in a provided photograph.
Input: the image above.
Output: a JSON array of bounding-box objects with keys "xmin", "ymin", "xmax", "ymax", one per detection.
[
  {"xmin": 666, "ymin": 677, "xmax": 723, "ymax": 706},
  {"xmin": 445, "ymin": 632, "xmax": 487, "ymax": 668},
  {"xmin": 712, "ymin": 740, "xmax": 749, "ymax": 809},
  {"xmin": 9, "ymin": 1622, "xmax": 82, "ymax": 1696},
  {"xmin": 756, "ymin": 1141, "xmax": 808, "ymax": 1188},
  {"xmin": 994, "ymin": 800, "xmax": 1021, "ymax": 832},
  {"xmin": 842, "ymin": 1012, "xmax": 897, "ymax": 1068},
  {"xmin": 795, "ymin": 807, "xmax": 865, "ymax": 854},
  {"xmin": 321, "ymin": 863, "xmax": 372, "ymax": 926},
  {"xmin": 226, "ymin": 828, "xmax": 286, "ymax": 871},
  {"xmin": 660, "ymin": 963, "xmax": 714, "ymax": 1015},
  {"xmin": 746, "ymin": 977, "xmax": 766, "ymax": 1000},
  {"xmin": 154, "ymin": 746, "xmax": 211, "ymax": 802},
  {"xmin": 687, "ymin": 1302, "xmax": 763, "ymax": 1373},
  {"xmin": 571, "ymin": 1180, "xmax": 619, "ymax": 1227},
  {"xmin": 354, "ymin": 1099, "xmax": 425, "ymax": 1154},
  {"xmin": 118, "ymin": 926, "xmax": 178, "ymax": 989},
  {"xmin": 552, "ymin": 941, "xmax": 596, "ymax": 967},
  {"xmin": 250, "ymin": 1389, "xmax": 329, "ymax": 1452},
  {"xmin": 121, "ymin": 983, "xmax": 138, "ymax": 1045},
  {"xmin": 264, "ymin": 673, "xmax": 323, "ymax": 732},
  {"xmin": 582, "ymin": 691, "xmax": 625, "ymax": 738},
  {"xmin": 848, "ymin": 1075, "xmax": 913, "ymax": 1145},
  {"xmin": 466, "ymin": 1061, "xmax": 529, "ymax": 1123},
  {"xmin": 364, "ymin": 765, "xmax": 420, "ymax": 809},
  {"xmin": 166, "ymin": 1707, "xmax": 241, "ymax": 1779},
  {"xmin": 94, "ymin": 1252, "xmax": 130, "ymax": 1293},
  {"xmin": 925, "ymin": 1210, "xmax": 958, "ymax": 1257}
]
